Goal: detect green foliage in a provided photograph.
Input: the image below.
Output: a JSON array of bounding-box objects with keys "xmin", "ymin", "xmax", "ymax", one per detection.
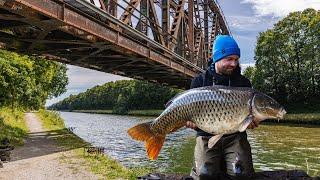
[
  {"xmin": 37, "ymin": 109, "xmax": 65, "ymax": 130},
  {"xmin": 0, "ymin": 107, "xmax": 28, "ymax": 146},
  {"xmin": 113, "ymin": 94, "xmax": 129, "ymax": 114},
  {"xmin": 243, "ymin": 66, "xmax": 256, "ymax": 83},
  {"xmin": 0, "ymin": 50, "xmax": 68, "ymax": 110},
  {"xmin": 49, "ymin": 80, "xmax": 182, "ymax": 114},
  {"xmin": 245, "ymin": 8, "xmax": 320, "ymax": 108}
]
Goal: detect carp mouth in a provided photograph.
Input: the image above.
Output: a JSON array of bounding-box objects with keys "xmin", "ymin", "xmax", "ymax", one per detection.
[{"xmin": 276, "ymin": 108, "xmax": 286, "ymax": 120}]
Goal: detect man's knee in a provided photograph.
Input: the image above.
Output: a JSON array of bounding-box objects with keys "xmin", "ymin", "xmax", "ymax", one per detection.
[
  {"xmin": 226, "ymin": 156, "xmax": 254, "ymax": 179},
  {"xmin": 198, "ymin": 164, "xmax": 222, "ymax": 180}
]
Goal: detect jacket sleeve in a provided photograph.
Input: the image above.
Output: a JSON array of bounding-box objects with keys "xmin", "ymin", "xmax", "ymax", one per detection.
[{"xmin": 190, "ymin": 74, "xmax": 203, "ymax": 89}]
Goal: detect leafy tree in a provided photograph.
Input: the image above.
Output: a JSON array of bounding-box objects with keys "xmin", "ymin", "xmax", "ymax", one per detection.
[
  {"xmin": 0, "ymin": 50, "xmax": 68, "ymax": 110},
  {"xmin": 246, "ymin": 8, "xmax": 320, "ymax": 106}
]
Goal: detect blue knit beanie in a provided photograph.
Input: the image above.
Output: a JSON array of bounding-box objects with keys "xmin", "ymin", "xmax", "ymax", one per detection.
[{"xmin": 212, "ymin": 35, "xmax": 240, "ymax": 63}]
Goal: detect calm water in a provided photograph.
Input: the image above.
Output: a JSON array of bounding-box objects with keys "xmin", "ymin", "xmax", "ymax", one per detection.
[{"xmin": 59, "ymin": 112, "xmax": 320, "ymax": 176}]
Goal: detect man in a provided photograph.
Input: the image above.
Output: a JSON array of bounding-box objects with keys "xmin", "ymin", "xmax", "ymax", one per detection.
[{"xmin": 187, "ymin": 35, "xmax": 259, "ymax": 179}]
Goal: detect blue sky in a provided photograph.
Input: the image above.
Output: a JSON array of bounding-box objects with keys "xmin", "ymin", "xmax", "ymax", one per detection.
[{"xmin": 45, "ymin": 0, "xmax": 320, "ymax": 106}]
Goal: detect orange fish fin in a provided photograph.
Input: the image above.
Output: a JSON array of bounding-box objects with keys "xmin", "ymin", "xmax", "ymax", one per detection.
[
  {"xmin": 127, "ymin": 122, "xmax": 153, "ymax": 141},
  {"xmin": 127, "ymin": 122, "xmax": 165, "ymax": 160},
  {"xmin": 146, "ymin": 135, "xmax": 165, "ymax": 160}
]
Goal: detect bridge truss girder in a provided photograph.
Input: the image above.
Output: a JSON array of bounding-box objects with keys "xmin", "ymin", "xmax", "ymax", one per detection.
[{"xmin": 0, "ymin": 0, "xmax": 229, "ymax": 89}]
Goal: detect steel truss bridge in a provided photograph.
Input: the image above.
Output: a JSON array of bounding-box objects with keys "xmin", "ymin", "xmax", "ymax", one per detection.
[{"xmin": 0, "ymin": 0, "xmax": 229, "ymax": 88}]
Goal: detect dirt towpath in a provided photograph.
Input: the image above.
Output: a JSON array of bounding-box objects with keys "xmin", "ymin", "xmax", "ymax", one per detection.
[{"xmin": 0, "ymin": 113, "xmax": 99, "ymax": 180}]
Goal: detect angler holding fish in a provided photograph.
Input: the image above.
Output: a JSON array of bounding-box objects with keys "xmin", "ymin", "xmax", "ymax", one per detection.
[{"xmin": 128, "ymin": 35, "xmax": 286, "ymax": 179}]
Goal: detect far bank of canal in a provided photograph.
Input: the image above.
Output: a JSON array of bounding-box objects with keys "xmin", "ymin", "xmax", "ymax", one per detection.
[{"xmin": 59, "ymin": 111, "xmax": 320, "ymax": 177}]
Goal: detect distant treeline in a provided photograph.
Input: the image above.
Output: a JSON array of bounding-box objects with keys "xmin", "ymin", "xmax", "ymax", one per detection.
[
  {"xmin": 0, "ymin": 50, "xmax": 68, "ymax": 110},
  {"xmin": 48, "ymin": 80, "xmax": 182, "ymax": 113},
  {"xmin": 243, "ymin": 9, "xmax": 320, "ymax": 112}
]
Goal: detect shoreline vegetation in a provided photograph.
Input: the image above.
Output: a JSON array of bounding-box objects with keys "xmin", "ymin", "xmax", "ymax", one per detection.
[
  {"xmin": 36, "ymin": 109, "xmax": 150, "ymax": 179},
  {"xmin": 62, "ymin": 109, "xmax": 320, "ymax": 125},
  {"xmin": 0, "ymin": 107, "xmax": 28, "ymax": 146}
]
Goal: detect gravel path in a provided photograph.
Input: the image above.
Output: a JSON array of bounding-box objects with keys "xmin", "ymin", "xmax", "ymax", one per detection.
[{"xmin": 0, "ymin": 113, "xmax": 99, "ymax": 180}]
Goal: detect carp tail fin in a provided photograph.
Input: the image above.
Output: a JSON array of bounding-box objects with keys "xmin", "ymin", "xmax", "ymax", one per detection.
[{"xmin": 127, "ymin": 122, "xmax": 165, "ymax": 160}]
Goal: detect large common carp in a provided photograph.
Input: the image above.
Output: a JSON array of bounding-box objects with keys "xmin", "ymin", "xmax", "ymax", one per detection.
[{"xmin": 127, "ymin": 85, "xmax": 286, "ymax": 160}]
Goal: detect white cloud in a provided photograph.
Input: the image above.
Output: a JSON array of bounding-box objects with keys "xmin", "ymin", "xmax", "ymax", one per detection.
[
  {"xmin": 227, "ymin": 15, "xmax": 277, "ymax": 32},
  {"xmin": 228, "ymin": 16, "xmax": 261, "ymax": 29},
  {"xmin": 45, "ymin": 65, "xmax": 130, "ymax": 106},
  {"xmin": 241, "ymin": 0, "xmax": 320, "ymax": 17}
]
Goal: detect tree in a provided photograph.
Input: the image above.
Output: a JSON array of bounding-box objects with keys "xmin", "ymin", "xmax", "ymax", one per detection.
[
  {"xmin": 250, "ymin": 8, "xmax": 320, "ymax": 105},
  {"xmin": 0, "ymin": 50, "xmax": 68, "ymax": 110},
  {"xmin": 0, "ymin": 50, "xmax": 34, "ymax": 109}
]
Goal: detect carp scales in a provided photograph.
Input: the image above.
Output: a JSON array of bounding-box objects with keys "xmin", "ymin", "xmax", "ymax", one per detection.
[{"xmin": 127, "ymin": 85, "xmax": 286, "ymax": 160}]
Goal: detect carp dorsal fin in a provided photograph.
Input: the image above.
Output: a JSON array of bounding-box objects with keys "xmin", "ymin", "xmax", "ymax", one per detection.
[
  {"xmin": 208, "ymin": 134, "xmax": 223, "ymax": 149},
  {"xmin": 239, "ymin": 115, "xmax": 253, "ymax": 132}
]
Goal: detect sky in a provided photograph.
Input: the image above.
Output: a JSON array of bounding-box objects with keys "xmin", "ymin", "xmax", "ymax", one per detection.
[{"xmin": 45, "ymin": 0, "xmax": 320, "ymax": 106}]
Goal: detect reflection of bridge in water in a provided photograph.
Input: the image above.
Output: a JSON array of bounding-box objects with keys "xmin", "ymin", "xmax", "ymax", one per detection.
[{"xmin": 0, "ymin": 0, "xmax": 229, "ymax": 88}]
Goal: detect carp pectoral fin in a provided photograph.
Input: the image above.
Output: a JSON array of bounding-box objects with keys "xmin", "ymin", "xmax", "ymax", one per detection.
[
  {"xmin": 127, "ymin": 122, "xmax": 165, "ymax": 160},
  {"xmin": 239, "ymin": 115, "xmax": 253, "ymax": 132},
  {"xmin": 208, "ymin": 134, "xmax": 223, "ymax": 149}
]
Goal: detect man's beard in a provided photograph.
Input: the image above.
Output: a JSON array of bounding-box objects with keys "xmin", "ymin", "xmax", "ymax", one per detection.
[{"xmin": 221, "ymin": 66, "xmax": 235, "ymax": 75}]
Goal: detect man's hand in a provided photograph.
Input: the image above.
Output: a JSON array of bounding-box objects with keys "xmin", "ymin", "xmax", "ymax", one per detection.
[
  {"xmin": 186, "ymin": 121, "xmax": 197, "ymax": 129},
  {"xmin": 247, "ymin": 117, "xmax": 260, "ymax": 129}
]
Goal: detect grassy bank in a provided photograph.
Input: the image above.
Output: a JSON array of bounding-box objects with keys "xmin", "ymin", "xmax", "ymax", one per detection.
[
  {"xmin": 0, "ymin": 107, "xmax": 28, "ymax": 146},
  {"xmin": 37, "ymin": 109, "xmax": 150, "ymax": 179}
]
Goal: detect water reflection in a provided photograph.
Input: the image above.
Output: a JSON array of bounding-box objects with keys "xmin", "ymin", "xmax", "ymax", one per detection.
[{"xmin": 59, "ymin": 112, "xmax": 320, "ymax": 176}]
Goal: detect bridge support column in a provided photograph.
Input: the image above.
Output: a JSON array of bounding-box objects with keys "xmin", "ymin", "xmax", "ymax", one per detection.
[
  {"xmin": 108, "ymin": 0, "xmax": 118, "ymax": 17},
  {"xmin": 140, "ymin": 0, "xmax": 148, "ymax": 35},
  {"xmin": 162, "ymin": 0, "xmax": 169, "ymax": 48},
  {"xmin": 188, "ymin": 0, "xmax": 194, "ymax": 64}
]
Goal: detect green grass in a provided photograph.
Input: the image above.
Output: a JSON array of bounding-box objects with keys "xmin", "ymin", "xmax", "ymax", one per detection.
[
  {"xmin": 0, "ymin": 107, "xmax": 28, "ymax": 146},
  {"xmin": 37, "ymin": 109, "xmax": 65, "ymax": 130},
  {"xmin": 37, "ymin": 109, "xmax": 150, "ymax": 179},
  {"xmin": 81, "ymin": 152, "xmax": 151, "ymax": 179}
]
